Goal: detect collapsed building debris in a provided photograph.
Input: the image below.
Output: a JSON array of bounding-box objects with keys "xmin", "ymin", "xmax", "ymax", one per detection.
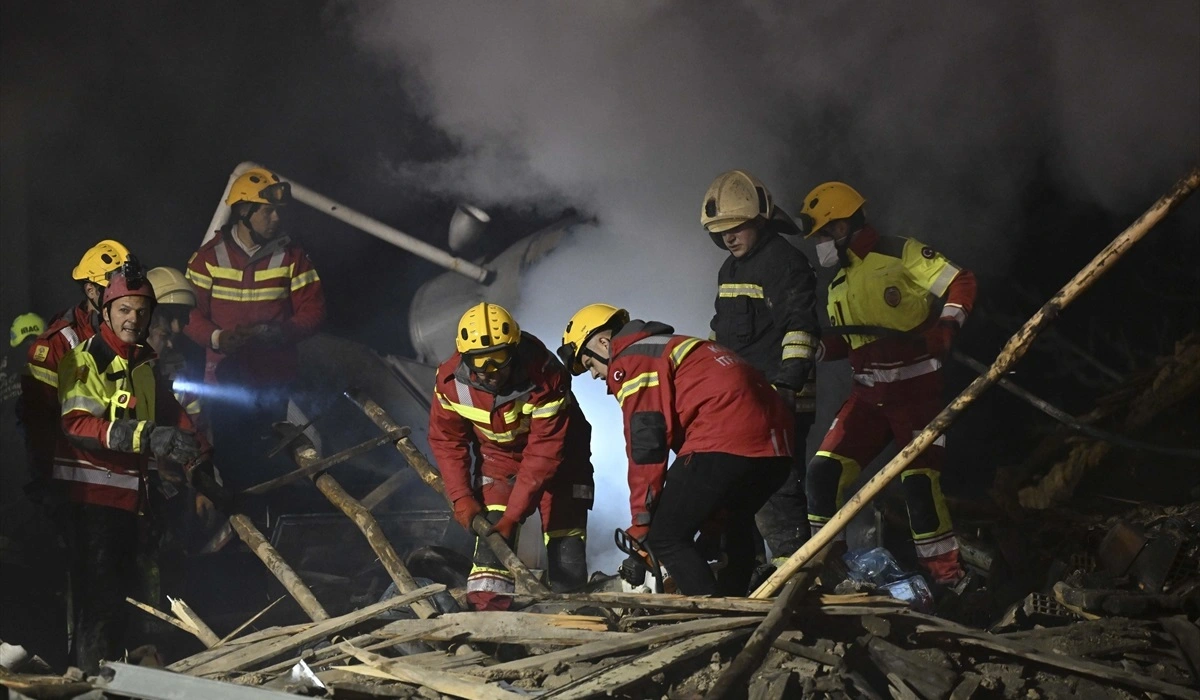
[{"xmin": 3, "ymin": 170, "xmax": 1198, "ymax": 699}]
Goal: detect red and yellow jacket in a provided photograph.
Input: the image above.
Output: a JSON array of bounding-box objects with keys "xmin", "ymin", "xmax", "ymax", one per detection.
[
  {"xmin": 604, "ymin": 321, "xmax": 794, "ymax": 539},
  {"xmin": 429, "ymin": 333, "xmax": 592, "ymax": 525},
  {"xmin": 184, "ymin": 228, "xmax": 325, "ymax": 385},
  {"xmin": 55, "ymin": 323, "xmax": 207, "ymax": 511},
  {"xmin": 20, "ymin": 302, "xmax": 99, "ymax": 479},
  {"xmin": 819, "ymin": 226, "xmax": 977, "ymax": 384}
]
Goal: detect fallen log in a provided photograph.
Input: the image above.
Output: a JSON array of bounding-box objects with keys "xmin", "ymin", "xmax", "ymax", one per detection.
[
  {"xmin": 347, "ymin": 390, "xmax": 549, "ymax": 594},
  {"xmin": 284, "ymin": 426, "xmax": 439, "ymax": 620},
  {"xmin": 755, "ymin": 165, "xmax": 1200, "ymax": 598},
  {"xmin": 227, "ymin": 512, "xmax": 330, "ymax": 622}
]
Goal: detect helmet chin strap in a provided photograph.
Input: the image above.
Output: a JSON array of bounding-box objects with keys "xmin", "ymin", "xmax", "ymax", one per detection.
[{"xmin": 237, "ymin": 203, "xmax": 272, "ymax": 246}]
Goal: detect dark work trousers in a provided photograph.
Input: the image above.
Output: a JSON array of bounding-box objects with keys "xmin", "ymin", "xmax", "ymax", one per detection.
[
  {"xmin": 67, "ymin": 503, "xmax": 139, "ymax": 674},
  {"xmin": 755, "ymin": 411, "xmax": 814, "ymax": 561},
  {"xmin": 645, "ymin": 453, "xmax": 790, "ymax": 596}
]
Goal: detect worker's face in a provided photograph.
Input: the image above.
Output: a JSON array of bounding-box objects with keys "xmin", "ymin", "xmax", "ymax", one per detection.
[
  {"xmin": 104, "ymin": 296, "xmax": 153, "ymax": 344},
  {"xmin": 472, "ymin": 365, "xmax": 512, "ymax": 393},
  {"xmin": 815, "ymin": 220, "xmax": 852, "ymax": 246},
  {"xmin": 248, "ymin": 204, "xmax": 284, "ymax": 240},
  {"xmin": 581, "ymin": 333, "xmax": 612, "ymax": 380},
  {"xmin": 83, "ymin": 282, "xmax": 104, "ymax": 311},
  {"xmin": 721, "ymin": 221, "xmax": 761, "ymax": 258}
]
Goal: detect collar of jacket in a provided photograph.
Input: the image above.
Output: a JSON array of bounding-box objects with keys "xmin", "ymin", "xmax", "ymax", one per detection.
[
  {"xmin": 71, "ymin": 300, "xmax": 101, "ymax": 335},
  {"xmin": 98, "ymin": 321, "xmax": 155, "ymax": 363},
  {"xmin": 610, "ymin": 319, "xmax": 674, "ymax": 358},
  {"xmin": 219, "ymin": 226, "xmax": 293, "ymax": 266},
  {"xmin": 846, "ymin": 224, "xmax": 881, "ymax": 264}
]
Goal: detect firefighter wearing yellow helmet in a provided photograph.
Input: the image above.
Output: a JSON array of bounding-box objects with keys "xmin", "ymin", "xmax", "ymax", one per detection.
[
  {"xmin": 798, "ymin": 180, "xmax": 978, "ymax": 587},
  {"xmin": 701, "ymin": 170, "xmax": 820, "ymax": 572},
  {"xmin": 22, "ymin": 240, "xmax": 132, "ymax": 501},
  {"xmin": 429, "ymin": 302, "xmax": 595, "ymax": 609}
]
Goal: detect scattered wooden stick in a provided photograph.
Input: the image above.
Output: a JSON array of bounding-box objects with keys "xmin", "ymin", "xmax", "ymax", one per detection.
[
  {"xmin": 284, "ymin": 427, "xmax": 439, "ymax": 620},
  {"xmin": 214, "ymin": 596, "xmax": 285, "ymax": 647},
  {"xmin": 346, "ymin": 390, "xmax": 550, "ymax": 595},
  {"xmin": 241, "ymin": 428, "xmax": 408, "ymax": 495},
  {"xmin": 169, "ymin": 597, "xmax": 221, "ymax": 648},
  {"xmin": 125, "ymin": 598, "xmax": 199, "ymax": 639},
  {"xmin": 754, "ymin": 165, "xmax": 1200, "ymax": 598},
  {"xmin": 227, "ymin": 512, "xmax": 330, "ymax": 621}
]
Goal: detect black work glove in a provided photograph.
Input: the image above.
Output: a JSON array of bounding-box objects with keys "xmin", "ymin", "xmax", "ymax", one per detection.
[
  {"xmin": 619, "ymin": 553, "xmax": 648, "ymax": 586},
  {"xmin": 190, "ymin": 466, "xmax": 237, "ymax": 514},
  {"xmin": 149, "ymin": 425, "xmax": 202, "ymax": 465}
]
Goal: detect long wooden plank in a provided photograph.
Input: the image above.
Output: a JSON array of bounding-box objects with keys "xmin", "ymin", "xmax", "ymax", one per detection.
[
  {"xmin": 473, "ymin": 615, "xmax": 761, "ymax": 680},
  {"xmin": 522, "ymin": 590, "xmax": 902, "ymax": 614},
  {"xmin": 543, "ymin": 629, "xmax": 752, "ymax": 700},
  {"xmin": 340, "ymin": 644, "xmax": 522, "ymax": 700},
  {"xmin": 189, "ymin": 583, "xmax": 444, "ymax": 675},
  {"xmin": 369, "ymin": 612, "xmax": 624, "ymax": 647}
]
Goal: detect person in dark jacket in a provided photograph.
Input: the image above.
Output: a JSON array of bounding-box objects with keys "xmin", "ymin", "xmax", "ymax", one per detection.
[{"xmin": 701, "ymin": 170, "xmax": 820, "ymax": 567}]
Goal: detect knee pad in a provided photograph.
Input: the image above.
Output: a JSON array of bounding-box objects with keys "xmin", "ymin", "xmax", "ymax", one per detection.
[
  {"xmin": 806, "ymin": 453, "xmax": 859, "ymax": 521},
  {"xmin": 900, "ymin": 469, "xmax": 952, "ymax": 538}
]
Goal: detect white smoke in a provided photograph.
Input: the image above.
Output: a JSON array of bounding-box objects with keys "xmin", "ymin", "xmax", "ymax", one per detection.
[{"xmin": 344, "ymin": 1, "xmax": 1199, "ymax": 572}]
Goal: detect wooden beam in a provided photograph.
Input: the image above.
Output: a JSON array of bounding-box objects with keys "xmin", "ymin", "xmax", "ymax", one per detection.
[
  {"xmin": 228, "ymin": 513, "xmax": 330, "ymax": 621},
  {"xmin": 285, "ymin": 430, "xmax": 439, "ymax": 620}
]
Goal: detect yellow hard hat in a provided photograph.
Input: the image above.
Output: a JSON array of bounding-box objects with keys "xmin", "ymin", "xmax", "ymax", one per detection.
[
  {"xmin": 456, "ymin": 303, "xmax": 520, "ymax": 372},
  {"xmin": 701, "ymin": 170, "xmax": 774, "ymax": 234},
  {"xmin": 798, "ymin": 182, "xmax": 866, "ymax": 238},
  {"xmin": 10, "ymin": 312, "xmax": 45, "ymax": 347},
  {"xmin": 558, "ymin": 303, "xmax": 629, "ymax": 376},
  {"xmin": 146, "ymin": 267, "xmax": 197, "ymax": 307},
  {"xmin": 226, "ymin": 168, "xmax": 292, "ymax": 207},
  {"xmin": 72, "ymin": 239, "xmax": 130, "ymax": 286}
]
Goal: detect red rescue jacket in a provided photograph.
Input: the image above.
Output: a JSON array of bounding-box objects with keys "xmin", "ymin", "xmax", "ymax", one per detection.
[
  {"xmin": 55, "ymin": 323, "xmax": 208, "ymax": 512},
  {"xmin": 184, "ymin": 228, "xmax": 325, "ymax": 386},
  {"xmin": 428, "ymin": 333, "xmax": 592, "ymax": 523},
  {"xmin": 605, "ymin": 321, "xmax": 794, "ymax": 538},
  {"xmin": 20, "ymin": 302, "xmax": 100, "ymax": 479}
]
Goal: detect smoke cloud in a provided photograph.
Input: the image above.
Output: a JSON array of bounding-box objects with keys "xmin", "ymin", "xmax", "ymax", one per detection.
[{"xmin": 344, "ymin": 1, "xmax": 1199, "ymax": 571}]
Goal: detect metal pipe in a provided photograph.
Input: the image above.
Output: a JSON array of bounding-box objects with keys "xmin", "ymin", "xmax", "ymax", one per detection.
[{"xmin": 204, "ymin": 161, "xmax": 493, "ymax": 283}]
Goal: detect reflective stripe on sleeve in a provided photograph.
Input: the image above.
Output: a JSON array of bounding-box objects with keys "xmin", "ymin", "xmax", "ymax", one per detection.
[
  {"xmin": 940, "ymin": 303, "xmax": 967, "ymax": 326},
  {"xmin": 617, "ymin": 371, "xmax": 659, "ymax": 407},
  {"xmin": 290, "ymin": 269, "xmax": 320, "ymax": 291},
  {"xmin": 186, "ymin": 269, "xmax": 214, "ymax": 289},
  {"xmin": 782, "ymin": 331, "xmax": 817, "ymax": 347},
  {"xmin": 255, "ymin": 265, "xmax": 293, "ymax": 281},
  {"xmin": 669, "ymin": 338, "xmax": 702, "ymax": 367},
  {"xmin": 131, "ymin": 420, "xmax": 150, "ymax": 454},
  {"xmin": 51, "ymin": 463, "xmax": 140, "ymax": 491},
  {"xmin": 929, "ymin": 263, "xmax": 961, "ymax": 297},
  {"xmin": 527, "ymin": 397, "xmax": 565, "ymax": 419},
  {"xmin": 782, "ymin": 345, "xmax": 815, "ymax": 361},
  {"xmin": 205, "ymin": 263, "xmax": 242, "ymax": 281},
  {"xmin": 29, "ymin": 365, "xmax": 58, "ymax": 388},
  {"xmin": 62, "ymin": 396, "xmax": 106, "ymax": 416},
  {"xmin": 717, "ymin": 283, "xmax": 764, "ymax": 299}
]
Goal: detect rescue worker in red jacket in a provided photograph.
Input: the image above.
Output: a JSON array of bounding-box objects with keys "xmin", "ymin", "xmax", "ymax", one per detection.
[
  {"xmin": 559, "ymin": 304, "xmax": 794, "ymax": 596},
  {"xmin": 428, "ymin": 303, "xmax": 594, "ymax": 610},
  {"xmin": 21, "ymin": 240, "xmax": 131, "ymax": 501},
  {"xmin": 184, "ymin": 168, "xmax": 324, "ymax": 488},
  {"xmin": 184, "ymin": 167, "xmax": 325, "ymax": 387},
  {"xmin": 55, "ymin": 261, "xmax": 209, "ymax": 671},
  {"xmin": 797, "ymin": 182, "xmax": 977, "ymax": 585},
  {"xmin": 702, "ymin": 170, "xmax": 820, "ymax": 569}
]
